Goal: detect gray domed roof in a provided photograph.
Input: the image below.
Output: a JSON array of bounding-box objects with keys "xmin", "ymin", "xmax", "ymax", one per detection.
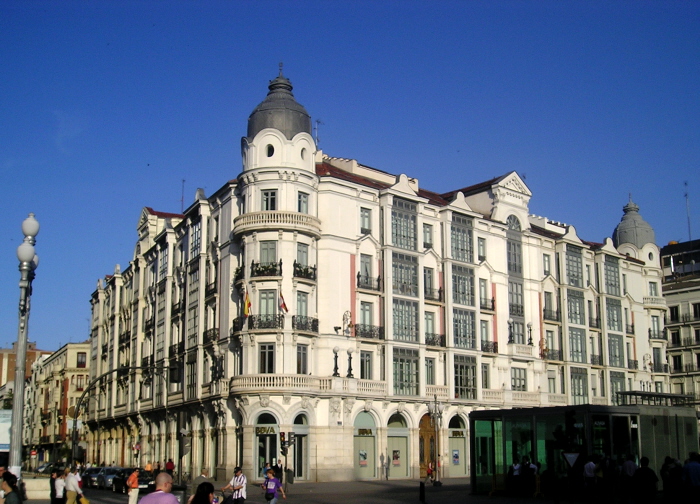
[
  {"xmin": 247, "ymin": 68, "xmax": 311, "ymax": 141},
  {"xmin": 612, "ymin": 198, "xmax": 656, "ymax": 249}
]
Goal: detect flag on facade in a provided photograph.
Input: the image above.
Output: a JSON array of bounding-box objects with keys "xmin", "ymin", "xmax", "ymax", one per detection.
[
  {"xmin": 244, "ymin": 289, "xmax": 252, "ymax": 317},
  {"xmin": 279, "ymin": 292, "xmax": 289, "ymax": 313}
]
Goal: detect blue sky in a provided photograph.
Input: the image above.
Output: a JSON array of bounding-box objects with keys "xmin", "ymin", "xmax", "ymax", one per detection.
[{"xmin": 1, "ymin": 0, "xmax": 698, "ymax": 351}]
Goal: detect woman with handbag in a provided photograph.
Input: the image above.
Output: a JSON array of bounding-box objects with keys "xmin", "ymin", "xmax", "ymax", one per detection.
[{"xmin": 261, "ymin": 469, "xmax": 285, "ymax": 504}]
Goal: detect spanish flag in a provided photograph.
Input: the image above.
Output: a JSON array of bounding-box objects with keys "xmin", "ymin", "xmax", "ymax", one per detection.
[
  {"xmin": 279, "ymin": 292, "xmax": 289, "ymax": 313},
  {"xmin": 243, "ymin": 289, "xmax": 252, "ymax": 317}
]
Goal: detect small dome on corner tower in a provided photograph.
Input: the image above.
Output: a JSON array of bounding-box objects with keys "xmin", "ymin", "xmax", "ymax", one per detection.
[
  {"xmin": 612, "ymin": 197, "xmax": 656, "ymax": 249},
  {"xmin": 247, "ymin": 64, "xmax": 312, "ymax": 141}
]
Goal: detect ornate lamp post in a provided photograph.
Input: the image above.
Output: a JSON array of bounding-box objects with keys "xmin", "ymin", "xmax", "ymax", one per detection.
[
  {"xmin": 10, "ymin": 213, "xmax": 40, "ymax": 477},
  {"xmin": 332, "ymin": 347, "xmax": 340, "ymax": 377},
  {"xmin": 508, "ymin": 318, "xmax": 514, "ymax": 344},
  {"xmin": 527, "ymin": 322, "xmax": 533, "ymax": 346},
  {"xmin": 346, "ymin": 348, "xmax": 354, "ymax": 378},
  {"xmin": 427, "ymin": 394, "xmax": 444, "ymax": 486}
]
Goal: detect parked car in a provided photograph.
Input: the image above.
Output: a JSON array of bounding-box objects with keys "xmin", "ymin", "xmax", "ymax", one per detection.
[
  {"xmin": 112, "ymin": 468, "xmax": 154, "ymax": 494},
  {"xmin": 35, "ymin": 462, "xmax": 66, "ymax": 474},
  {"xmin": 83, "ymin": 467, "xmax": 102, "ymax": 488},
  {"xmin": 34, "ymin": 463, "xmax": 51, "ymax": 474},
  {"xmin": 96, "ymin": 467, "xmax": 121, "ymax": 489}
]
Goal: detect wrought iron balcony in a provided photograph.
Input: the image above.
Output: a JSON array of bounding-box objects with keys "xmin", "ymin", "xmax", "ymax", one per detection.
[
  {"xmin": 171, "ymin": 300, "xmax": 182, "ymax": 315},
  {"xmin": 357, "ymin": 273, "xmax": 382, "ymax": 291},
  {"xmin": 101, "ymin": 343, "xmax": 108, "ymax": 354},
  {"xmin": 425, "ymin": 333, "xmax": 445, "ymax": 347},
  {"xmin": 590, "ymin": 354, "xmax": 603, "ymax": 366},
  {"xmin": 292, "ymin": 316, "xmax": 319, "ymax": 333},
  {"xmin": 248, "ymin": 314, "xmax": 285, "ymax": 330},
  {"xmin": 481, "ymin": 340, "xmax": 498, "ymax": 353},
  {"xmin": 143, "ymin": 316, "xmax": 155, "ymax": 332},
  {"xmin": 652, "ymin": 362, "xmax": 669, "ymax": 373},
  {"xmin": 509, "ymin": 303, "xmax": 524, "ymax": 317},
  {"xmin": 168, "ymin": 342, "xmax": 184, "ymax": 356},
  {"xmin": 649, "ymin": 329, "xmax": 667, "ymax": 340},
  {"xmin": 626, "ymin": 323, "xmax": 635, "ymax": 335},
  {"xmin": 544, "ymin": 309, "xmax": 561, "ymax": 322},
  {"xmin": 203, "ymin": 328, "xmax": 219, "ymax": 344},
  {"xmin": 424, "ymin": 287, "xmax": 443, "ymax": 302},
  {"xmin": 231, "ymin": 317, "xmax": 245, "ymax": 333},
  {"xmin": 205, "ymin": 281, "xmax": 217, "ymax": 296},
  {"xmin": 40, "ymin": 435, "xmax": 51, "ymax": 444},
  {"xmin": 234, "ymin": 266, "xmax": 245, "ymax": 283},
  {"xmin": 293, "ymin": 261, "xmax": 317, "ymax": 281},
  {"xmin": 250, "ymin": 260, "xmax": 282, "ymax": 278},
  {"xmin": 683, "ymin": 363, "xmax": 700, "ymax": 373},
  {"xmin": 542, "ymin": 349, "xmax": 562, "ymax": 361},
  {"xmin": 40, "ymin": 411, "xmax": 51, "ymax": 422},
  {"xmin": 589, "ymin": 316, "xmax": 601, "ymax": 329},
  {"xmin": 480, "ymin": 297, "xmax": 495, "ymax": 311},
  {"xmin": 141, "ymin": 355, "xmax": 154, "ymax": 369},
  {"xmin": 354, "ymin": 324, "xmax": 385, "ymax": 340},
  {"xmin": 118, "ymin": 331, "xmax": 131, "ymax": 345},
  {"xmin": 627, "ymin": 359, "xmax": 638, "ymax": 370}
]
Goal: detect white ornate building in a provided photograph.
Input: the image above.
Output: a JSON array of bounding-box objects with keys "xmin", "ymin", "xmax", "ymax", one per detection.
[{"xmin": 86, "ymin": 71, "xmax": 669, "ymax": 482}]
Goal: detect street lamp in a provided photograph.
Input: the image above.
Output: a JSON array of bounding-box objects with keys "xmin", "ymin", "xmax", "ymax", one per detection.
[
  {"xmin": 10, "ymin": 213, "xmax": 40, "ymax": 477},
  {"xmin": 508, "ymin": 318, "xmax": 514, "ymax": 344},
  {"xmin": 346, "ymin": 348, "xmax": 354, "ymax": 378},
  {"xmin": 332, "ymin": 347, "xmax": 340, "ymax": 377},
  {"xmin": 527, "ymin": 322, "xmax": 533, "ymax": 346},
  {"xmin": 427, "ymin": 394, "xmax": 444, "ymax": 486}
]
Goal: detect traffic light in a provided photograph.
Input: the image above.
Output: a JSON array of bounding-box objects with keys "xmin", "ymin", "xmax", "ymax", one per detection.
[
  {"xmin": 280, "ymin": 431, "xmax": 286, "ymax": 446},
  {"xmin": 288, "ymin": 432, "xmax": 296, "ymax": 446}
]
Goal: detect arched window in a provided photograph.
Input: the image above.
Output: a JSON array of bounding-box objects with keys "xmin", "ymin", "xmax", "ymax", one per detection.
[
  {"xmin": 388, "ymin": 413, "xmax": 407, "ymax": 428},
  {"xmin": 294, "ymin": 414, "xmax": 308, "ymax": 425},
  {"xmin": 448, "ymin": 415, "xmax": 465, "ymax": 429},
  {"xmin": 257, "ymin": 413, "xmax": 277, "ymax": 424},
  {"xmin": 506, "ymin": 215, "xmax": 521, "ymax": 231}
]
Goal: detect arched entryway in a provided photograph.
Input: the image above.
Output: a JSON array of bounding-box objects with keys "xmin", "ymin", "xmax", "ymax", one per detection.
[
  {"xmin": 448, "ymin": 415, "xmax": 467, "ymax": 477},
  {"xmin": 353, "ymin": 411, "xmax": 376, "ymax": 479},
  {"xmin": 387, "ymin": 413, "xmax": 409, "ymax": 478},
  {"xmin": 255, "ymin": 413, "xmax": 279, "ymax": 477},
  {"xmin": 419, "ymin": 414, "xmax": 435, "ymax": 479}
]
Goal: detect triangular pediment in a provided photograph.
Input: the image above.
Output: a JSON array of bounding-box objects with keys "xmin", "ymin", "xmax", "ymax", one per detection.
[
  {"xmin": 600, "ymin": 237, "xmax": 618, "ymax": 254},
  {"xmin": 137, "ymin": 207, "xmax": 151, "ymax": 228},
  {"xmin": 446, "ymin": 191, "xmax": 473, "ymax": 212},
  {"xmin": 389, "ymin": 174, "xmax": 418, "ymax": 197},
  {"xmin": 497, "ymin": 172, "xmax": 532, "ymax": 197}
]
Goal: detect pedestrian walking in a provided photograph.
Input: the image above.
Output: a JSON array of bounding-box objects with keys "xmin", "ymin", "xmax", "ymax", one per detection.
[
  {"xmin": 2, "ymin": 473, "xmax": 21, "ymax": 504},
  {"xmin": 165, "ymin": 459, "xmax": 175, "ymax": 476},
  {"xmin": 191, "ymin": 469, "xmax": 211, "ymax": 496},
  {"xmin": 632, "ymin": 456, "xmax": 658, "ymax": 504},
  {"xmin": 64, "ymin": 468, "xmax": 84, "ymax": 504},
  {"xmin": 127, "ymin": 468, "xmax": 141, "ymax": 504},
  {"xmin": 55, "ymin": 470, "xmax": 66, "ymax": 504},
  {"xmin": 221, "ymin": 467, "xmax": 246, "ymax": 504},
  {"xmin": 261, "ymin": 468, "xmax": 285, "ymax": 503}
]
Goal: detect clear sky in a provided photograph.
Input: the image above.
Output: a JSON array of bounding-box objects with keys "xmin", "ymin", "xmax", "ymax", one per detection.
[{"xmin": 1, "ymin": 0, "xmax": 698, "ymax": 352}]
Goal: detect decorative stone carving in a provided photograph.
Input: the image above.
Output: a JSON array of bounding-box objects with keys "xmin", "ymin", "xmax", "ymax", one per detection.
[
  {"xmin": 260, "ymin": 395, "xmax": 270, "ymax": 408},
  {"xmin": 330, "ymin": 398, "xmax": 341, "ymax": 415},
  {"xmin": 283, "ymin": 395, "xmax": 291, "ymax": 405},
  {"xmin": 301, "ymin": 397, "xmax": 312, "ymax": 410},
  {"xmin": 364, "ymin": 400, "xmax": 372, "ymax": 412},
  {"xmin": 343, "ymin": 398, "xmax": 355, "ymax": 415},
  {"xmin": 382, "ymin": 401, "xmax": 389, "ymax": 410},
  {"xmin": 397, "ymin": 402, "xmax": 406, "ymax": 413}
]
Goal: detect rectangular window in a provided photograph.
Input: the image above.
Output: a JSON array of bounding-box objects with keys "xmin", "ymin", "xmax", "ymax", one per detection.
[
  {"xmin": 571, "ymin": 367, "xmax": 589, "ymax": 405},
  {"xmin": 159, "ymin": 246, "xmax": 169, "ymax": 281},
  {"xmin": 507, "ymin": 240, "xmax": 522, "ymax": 274},
  {"xmin": 360, "ymin": 351, "xmax": 372, "ymax": 380},
  {"xmin": 481, "ymin": 363, "xmax": 490, "ymax": 389},
  {"xmin": 259, "ymin": 290, "xmax": 276, "ymax": 316},
  {"xmin": 296, "ymin": 344, "xmax": 308, "ymax": 374},
  {"xmin": 425, "ymin": 358, "xmax": 435, "ymax": 385},
  {"xmin": 512, "ymin": 321, "xmax": 525, "ymax": 345},
  {"xmin": 358, "ymin": 302, "xmax": 373, "ymax": 328},
  {"xmin": 622, "ymin": 274, "xmax": 627, "ymax": 294},
  {"xmin": 393, "ymin": 348, "xmax": 419, "ymax": 395},
  {"xmin": 546, "ymin": 330, "xmax": 555, "ymax": 350},
  {"xmin": 262, "ymin": 190, "xmax": 277, "ymax": 211},
  {"xmin": 606, "ymin": 298, "xmax": 622, "ymax": 331},
  {"xmin": 77, "ymin": 353, "xmax": 87, "ymax": 368},
  {"xmin": 610, "ymin": 371, "xmax": 625, "ymax": 405},
  {"xmin": 190, "ymin": 221, "xmax": 202, "ymax": 257},
  {"xmin": 423, "ymin": 223, "xmax": 433, "ymax": 248},
  {"xmin": 566, "ymin": 245, "xmax": 583, "ymax": 287},
  {"xmin": 511, "ymin": 368, "xmax": 527, "ymax": 391},
  {"xmin": 360, "ymin": 254, "xmax": 372, "ymax": 285},
  {"xmin": 297, "ymin": 192, "xmax": 309, "ymax": 213},
  {"xmin": 297, "ymin": 243, "xmax": 309, "ymax": 267},
  {"xmin": 186, "ymin": 361, "xmax": 197, "ymax": 400},
  {"xmin": 508, "ymin": 281, "xmax": 524, "ymax": 316},
  {"xmin": 604, "ymin": 256, "xmax": 621, "ymax": 296},
  {"xmin": 649, "ymin": 282, "xmax": 659, "ymax": 296},
  {"xmin": 451, "ymin": 214, "xmax": 473, "ymax": 262},
  {"xmin": 360, "ymin": 208, "xmax": 372, "ymax": 234},
  {"xmin": 543, "ymin": 254, "xmax": 551, "ymax": 276},
  {"xmin": 651, "ymin": 316, "xmax": 661, "ymax": 338},
  {"xmin": 392, "ymin": 252, "xmax": 418, "ymax": 297},
  {"xmin": 260, "ymin": 241, "xmax": 277, "ymax": 265},
  {"xmin": 570, "ymin": 328, "xmax": 587, "ymax": 363},
  {"xmin": 608, "ymin": 334, "xmax": 623, "ymax": 367},
  {"xmin": 187, "ymin": 306, "xmax": 199, "ymax": 343},
  {"xmin": 391, "ymin": 198, "xmax": 417, "ymax": 250},
  {"xmin": 259, "ymin": 344, "xmax": 275, "ymax": 374},
  {"xmin": 567, "ymin": 289, "xmax": 585, "ymax": 325},
  {"xmin": 453, "ymin": 309, "xmax": 476, "ymax": 349},
  {"xmin": 480, "ymin": 320, "xmax": 489, "ymax": 343},
  {"xmin": 296, "ymin": 292, "xmax": 308, "ymax": 317},
  {"xmin": 452, "ymin": 265, "xmax": 475, "ymax": 306},
  {"xmin": 477, "ymin": 237, "xmax": 486, "ymax": 262},
  {"xmin": 393, "ymin": 299, "xmax": 419, "ymax": 342},
  {"xmin": 454, "ymin": 355, "xmax": 476, "ymax": 399},
  {"xmin": 425, "ymin": 311, "xmax": 435, "ymax": 335}
]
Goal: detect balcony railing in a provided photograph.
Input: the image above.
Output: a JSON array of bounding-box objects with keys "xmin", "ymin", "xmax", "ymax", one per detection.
[
  {"xmin": 205, "ymin": 281, "xmax": 217, "ymax": 296},
  {"xmin": 425, "ymin": 333, "xmax": 446, "ymax": 347},
  {"xmin": 171, "ymin": 300, "xmax": 182, "ymax": 315},
  {"xmin": 292, "ymin": 316, "xmax": 319, "ymax": 333},
  {"xmin": 424, "ymin": 287, "xmax": 443, "ymax": 302},
  {"xmin": 480, "ymin": 298, "xmax": 495, "ymax": 311},
  {"xmin": 509, "ymin": 304, "xmax": 524, "ymax": 317},
  {"xmin": 230, "ymin": 374, "xmax": 388, "ymax": 397},
  {"xmin": 233, "ymin": 266, "xmax": 245, "ymax": 283},
  {"xmin": 233, "ymin": 211, "xmax": 322, "ymax": 237},
  {"xmin": 589, "ymin": 317, "xmax": 601, "ymax": 329},
  {"xmin": 101, "ymin": 343, "xmax": 108, "ymax": 354},
  {"xmin": 40, "ymin": 435, "xmax": 52, "ymax": 444},
  {"xmin": 590, "ymin": 354, "xmax": 603, "ymax": 366},
  {"xmin": 293, "ymin": 261, "xmax": 317, "ymax": 281},
  {"xmin": 355, "ymin": 324, "xmax": 385, "ymax": 340},
  {"xmin": 141, "ymin": 355, "xmax": 154, "ymax": 369},
  {"xmin": 250, "ymin": 260, "xmax": 282, "ymax": 278},
  {"xmin": 543, "ymin": 309, "xmax": 560, "ymax": 322},
  {"xmin": 669, "ymin": 336, "xmax": 700, "ymax": 348},
  {"xmin": 118, "ymin": 331, "xmax": 131, "ymax": 345},
  {"xmin": 627, "ymin": 359, "xmax": 638, "ymax": 370},
  {"xmin": 652, "ymin": 363, "xmax": 669, "ymax": 373},
  {"xmin": 231, "ymin": 317, "xmax": 245, "ymax": 333},
  {"xmin": 143, "ymin": 316, "xmax": 155, "ymax": 332},
  {"xmin": 169, "ymin": 342, "xmax": 185, "ymax": 356},
  {"xmin": 481, "ymin": 340, "xmax": 498, "ymax": 354},
  {"xmin": 626, "ymin": 324, "xmax": 635, "ymax": 335},
  {"xmin": 248, "ymin": 315, "xmax": 285, "ymax": 330},
  {"xmin": 357, "ymin": 273, "xmax": 382, "ymax": 291},
  {"xmin": 649, "ymin": 329, "xmax": 667, "ymax": 340},
  {"xmin": 203, "ymin": 328, "xmax": 220, "ymax": 344},
  {"xmin": 643, "ymin": 296, "xmax": 666, "ymax": 307},
  {"xmin": 542, "ymin": 349, "xmax": 562, "ymax": 361}
]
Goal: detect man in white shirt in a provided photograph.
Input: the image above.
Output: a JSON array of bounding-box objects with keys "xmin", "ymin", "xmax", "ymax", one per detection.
[
  {"xmin": 64, "ymin": 468, "xmax": 83, "ymax": 504},
  {"xmin": 221, "ymin": 467, "xmax": 246, "ymax": 504}
]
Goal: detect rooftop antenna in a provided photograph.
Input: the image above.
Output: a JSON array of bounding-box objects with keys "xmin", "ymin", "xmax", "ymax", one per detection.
[
  {"xmin": 314, "ymin": 119, "xmax": 324, "ymax": 146},
  {"xmin": 181, "ymin": 179, "xmax": 186, "ymax": 213},
  {"xmin": 684, "ymin": 181, "xmax": 692, "ymax": 241}
]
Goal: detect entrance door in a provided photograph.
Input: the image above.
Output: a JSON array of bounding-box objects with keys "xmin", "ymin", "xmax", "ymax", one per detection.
[
  {"xmin": 293, "ymin": 435, "xmax": 306, "ymax": 479},
  {"xmin": 419, "ymin": 414, "xmax": 435, "ymax": 478}
]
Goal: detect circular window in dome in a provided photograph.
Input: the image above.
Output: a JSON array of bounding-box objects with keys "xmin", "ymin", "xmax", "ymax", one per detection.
[
  {"xmin": 301, "ymin": 148, "xmax": 306, "ymax": 160},
  {"xmin": 267, "ymin": 144, "xmax": 274, "ymax": 157}
]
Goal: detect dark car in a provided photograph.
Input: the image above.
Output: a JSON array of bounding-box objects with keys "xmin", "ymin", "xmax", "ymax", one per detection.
[
  {"xmin": 96, "ymin": 467, "xmax": 121, "ymax": 489},
  {"xmin": 112, "ymin": 468, "xmax": 154, "ymax": 494},
  {"xmin": 83, "ymin": 467, "xmax": 102, "ymax": 488}
]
